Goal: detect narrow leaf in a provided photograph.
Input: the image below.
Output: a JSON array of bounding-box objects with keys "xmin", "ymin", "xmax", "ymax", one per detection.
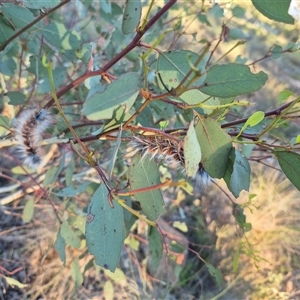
[
  {"xmin": 60, "ymin": 221, "xmax": 81, "ymax": 249},
  {"xmin": 207, "ymin": 264, "xmax": 223, "ymax": 288},
  {"xmin": 184, "ymin": 122, "xmax": 201, "ymax": 177},
  {"xmin": 86, "ymin": 184, "xmax": 125, "ymax": 272},
  {"xmin": 22, "ymin": 198, "xmax": 34, "ymax": 223},
  {"xmin": 108, "ymin": 125, "xmax": 122, "ymax": 179},
  {"xmin": 54, "ymin": 229, "xmax": 66, "ymax": 265},
  {"xmin": 195, "ymin": 117, "xmax": 232, "ymax": 178},
  {"xmin": 276, "ymin": 151, "xmax": 300, "ymax": 191},
  {"xmin": 129, "ymin": 155, "xmax": 165, "ymax": 221},
  {"xmin": 4, "ymin": 276, "xmax": 27, "ymax": 289},
  {"xmin": 71, "ymin": 259, "xmax": 84, "ymax": 289},
  {"xmin": 232, "ymin": 248, "xmax": 240, "ymax": 272},
  {"xmin": 200, "ymin": 64, "xmax": 268, "ymax": 97},
  {"xmin": 148, "ymin": 226, "xmax": 163, "ymax": 272}
]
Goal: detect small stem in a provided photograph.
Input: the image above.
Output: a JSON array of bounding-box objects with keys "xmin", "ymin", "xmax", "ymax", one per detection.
[
  {"xmin": 112, "ymin": 194, "xmax": 157, "ymax": 227},
  {"xmin": 257, "ymin": 96, "xmax": 300, "ymax": 138}
]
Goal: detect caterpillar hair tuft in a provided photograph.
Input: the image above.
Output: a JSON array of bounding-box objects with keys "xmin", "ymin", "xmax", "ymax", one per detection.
[
  {"xmin": 14, "ymin": 108, "xmax": 53, "ymax": 169},
  {"xmin": 128, "ymin": 135, "xmax": 210, "ymax": 193}
]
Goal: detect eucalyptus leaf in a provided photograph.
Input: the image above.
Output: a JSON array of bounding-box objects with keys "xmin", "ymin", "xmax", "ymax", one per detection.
[
  {"xmin": 157, "ymin": 50, "xmax": 208, "ymax": 91},
  {"xmin": 23, "ymin": 0, "xmax": 60, "ymax": 9},
  {"xmin": 82, "ymin": 73, "xmax": 140, "ymax": 121},
  {"xmin": 276, "ymin": 151, "xmax": 300, "ymax": 191},
  {"xmin": 108, "ymin": 126, "xmax": 122, "ymax": 179},
  {"xmin": 148, "ymin": 226, "xmax": 163, "ymax": 272},
  {"xmin": 71, "ymin": 259, "xmax": 84, "ymax": 289},
  {"xmin": 1, "ymin": 5, "xmax": 36, "ymax": 30},
  {"xmin": 180, "ymin": 89, "xmax": 220, "ymax": 115},
  {"xmin": 200, "ymin": 64, "xmax": 268, "ymax": 97},
  {"xmin": 22, "ymin": 198, "xmax": 35, "ymax": 223},
  {"xmin": 0, "ymin": 58, "xmax": 17, "ymax": 76},
  {"xmin": 5, "ymin": 91, "xmax": 26, "ymax": 105},
  {"xmin": 54, "ymin": 228, "xmax": 66, "ymax": 265},
  {"xmin": 122, "ymin": 0, "xmax": 142, "ymax": 35},
  {"xmin": 252, "ymin": 0, "xmax": 294, "ymax": 24},
  {"xmin": 86, "ymin": 184, "xmax": 125, "ymax": 272},
  {"xmin": 184, "ymin": 122, "xmax": 201, "ymax": 177},
  {"xmin": 195, "ymin": 117, "xmax": 232, "ymax": 178},
  {"xmin": 60, "ymin": 221, "xmax": 81, "ymax": 249},
  {"xmin": 129, "ymin": 155, "xmax": 165, "ymax": 221},
  {"xmin": 207, "ymin": 263, "xmax": 223, "ymax": 288},
  {"xmin": 224, "ymin": 148, "xmax": 250, "ymax": 198},
  {"xmin": 0, "ymin": 115, "xmax": 10, "ymax": 129}
]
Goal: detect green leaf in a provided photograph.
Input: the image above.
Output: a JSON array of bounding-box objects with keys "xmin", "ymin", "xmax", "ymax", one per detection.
[
  {"xmin": 54, "ymin": 182, "xmax": 90, "ymax": 197},
  {"xmin": 184, "ymin": 122, "xmax": 201, "ymax": 177},
  {"xmin": 71, "ymin": 259, "xmax": 84, "ymax": 289},
  {"xmin": 22, "ymin": 198, "xmax": 34, "ymax": 223},
  {"xmin": 104, "ymin": 281, "xmax": 114, "ymax": 299},
  {"xmin": 4, "ymin": 276, "xmax": 27, "ymax": 289},
  {"xmin": 0, "ymin": 15, "xmax": 15, "ymax": 46},
  {"xmin": 54, "ymin": 229, "xmax": 66, "ymax": 265},
  {"xmin": 5, "ymin": 91, "xmax": 26, "ymax": 105},
  {"xmin": 122, "ymin": 0, "xmax": 142, "ymax": 35},
  {"xmin": 76, "ymin": 43, "xmax": 93, "ymax": 64},
  {"xmin": 42, "ymin": 22, "xmax": 81, "ymax": 51},
  {"xmin": 180, "ymin": 89, "xmax": 220, "ymax": 115},
  {"xmin": 65, "ymin": 157, "xmax": 75, "ymax": 186},
  {"xmin": 271, "ymin": 45, "xmax": 282, "ymax": 59},
  {"xmin": 157, "ymin": 50, "xmax": 207, "ymax": 91},
  {"xmin": 195, "ymin": 117, "xmax": 232, "ymax": 178},
  {"xmin": 238, "ymin": 111, "xmax": 265, "ymax": 138},
  {"xmin": 173, "ymin": 221, "xmax": 188, "ymax": 232},
  {"xmin": 123, "ymin": 197, "xmax": 137, "ymax": 238},
  {"xmin": 104, "ymin": 268, "xmax": 126, "ymax": 284},
  {"xmin": 232, "ymin": 248, "xmax": 240, "ymax": 272},
  {"xmin": 276, "ymin": 151, "xmax": 300, "ymax": 191},
  {"xmin": 278, "ymin": 90, "xmax": 293, "ymax": 103},
  {"xmin": 148, "ymin": 226, "xmax": 163, "ymax": 272},
  {"xmin": 60, "ymin": 220, "xmax": 81, "ymax": 249},
  {"xmin": 0, "ymin": 115, "xmax": 10, "ymax": 129},
  {"xmin": 86, "ymin": 184, "xmax": 125, "ymax": 272},
  {"xmin": 1, "ymin": 5, "xmax": 36, "ymax": 29},
  {"xmin": 232, "ymin": 204, "xmax": 252, "ymax": 232},
  {"xmin": 244, "ymin": 111, "xmax": 265, "ymax": 127},
  {"xmin": 232, "ymin": 6, "xmax": 245, "ymax": 18},
  {"xmin": 43, "ymin": 166, "xmax": 59, "ymax": 186},
  {"xmin": 0, "ymin": 58, "xmax": 17, "ymax": 76},
  {"xmin": 200, "ymin": 64, "xmax": 268, "ymax": 97},
  {"xmin": 129, "ymin": 155, "xmax": 165, "ymax": 221},
  {"xmin": 207, "ymin": 264, "xmax": 223, "ymax": 288},
  {"xmin": 251, "ymin": 0, "xmax": 294, "ymax": 24},
  {"xmin": 108, "ymin": 126, "xmax": 122, "ymax": 179},
  {"xmin": 82, "ymin": 73, "xmax": 140, "ymax": 121},
  {"xmin": 23, "ymin": 0, "xmax": 60, "ymax": 9},
  {"xmin": 224, "ymin": 148, "xmax": 250, "ymax": 198}
]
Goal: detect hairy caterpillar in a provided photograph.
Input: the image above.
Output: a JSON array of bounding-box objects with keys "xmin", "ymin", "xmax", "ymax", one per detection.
[
  {"xmin": 128, "ymin": 135, "xmax": 210, "ymax": 194},
  {"xmin": 14, "ymin": 108, "xmax": 53, "ymax": 169}
]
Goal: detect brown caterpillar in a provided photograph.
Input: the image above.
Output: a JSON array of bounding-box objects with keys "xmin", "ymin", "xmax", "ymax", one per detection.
[
  {"xmin": 14, "ymin": 108, "xmax": 53, "ymax": 169},
  {"xmin": 128, "ymin": 135, "xmax": 210, "ymax": 195}
]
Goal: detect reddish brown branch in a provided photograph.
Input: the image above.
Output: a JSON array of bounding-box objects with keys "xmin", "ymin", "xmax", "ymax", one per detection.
[{"xmin": 44, "ymin": 0, "xmax": 177, "ymax": 109}]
